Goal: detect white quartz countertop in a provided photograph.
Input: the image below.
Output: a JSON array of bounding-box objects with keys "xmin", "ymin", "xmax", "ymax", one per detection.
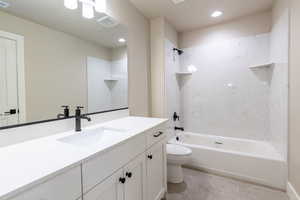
[{"xmin": 0, "ymin": 117, "xmax": 168, "ymax": 200}]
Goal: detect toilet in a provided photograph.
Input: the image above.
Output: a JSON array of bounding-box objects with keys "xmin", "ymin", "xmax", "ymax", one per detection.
[{"xmin": 167, "ymin": 144, "xmax": 192, "ymax": 184}]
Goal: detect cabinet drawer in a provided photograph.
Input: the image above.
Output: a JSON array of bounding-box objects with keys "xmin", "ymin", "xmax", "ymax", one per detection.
[
  {"xmin": 146, "ymin": 123, "xmax": 167, "ymax": 148},
  {"xmin": 10, "ymin": 166, "xmax": 81, "ymax": 200},
  {"xmin": 82, "ymin": 133, "xmax": 146, "ymax": 193}
]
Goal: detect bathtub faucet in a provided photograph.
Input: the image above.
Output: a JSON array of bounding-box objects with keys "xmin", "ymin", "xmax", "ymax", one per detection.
[{"xmin": 174, "ymin": 126, "xmax": 184, "ymax": 131}]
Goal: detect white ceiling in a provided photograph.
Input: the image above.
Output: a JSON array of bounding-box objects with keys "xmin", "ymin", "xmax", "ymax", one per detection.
[
  {"xmin": 129, "ymin": 0, "xmax": 274, "ymax": 32},
  {"xmin": 1, "ymin": 0, "xmax": 128, "ymax": 48}
]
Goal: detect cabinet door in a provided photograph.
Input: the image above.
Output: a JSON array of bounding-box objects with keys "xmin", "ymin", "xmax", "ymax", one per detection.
[
  {"xmin": 84, "ymin": 168, "xmax": 124, "ymax": 200},
  {"xmin": 146, "ymin": 141, "xmax": 167, "ymax": 200},
  {"xmin": 124, "ymin": 154, "xmax": 146, "ymax": 200}
]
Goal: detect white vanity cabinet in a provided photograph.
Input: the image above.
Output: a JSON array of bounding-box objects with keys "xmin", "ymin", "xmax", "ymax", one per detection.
[
  {"xmin": 10, "ymin": 166, "xmax": 82, "ymax": 200},
  {"xmin": 84, "ymin": 154, "xmax": 146, "ymax": 200},
  {"xmin": 146, "ymin": 140, "xmax": 166, "ymax": 200},
  {"xmin": 82, "ymin": 124, "xmax": 167, "ymax": 200},
  {"xmin": 5, "ymin": 120, "xmax": 167, "ymax": 200}
]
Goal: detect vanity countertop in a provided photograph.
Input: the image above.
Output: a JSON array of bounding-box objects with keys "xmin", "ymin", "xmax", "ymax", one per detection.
[{"xmin": 0, "ymin": 116, "xmax": 168, "ymax": 200}]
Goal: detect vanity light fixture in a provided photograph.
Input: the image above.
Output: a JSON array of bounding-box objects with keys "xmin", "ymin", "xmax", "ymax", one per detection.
[
  {"xmin": 211, "ymin": 10, "xmax": 223, "ymax": 18},
  {"xmin": 118, "ymin": 38, "xmax": 126, "ymax": 43},
  {"xmin": 64, "ymin": 0, "xmax": 107, "ymax": 19}
]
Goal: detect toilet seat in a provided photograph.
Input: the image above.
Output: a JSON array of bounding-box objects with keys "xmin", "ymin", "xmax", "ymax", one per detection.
[{"xmin": 167, "ymin": 144, "xmax": 192, "ymax": 156}]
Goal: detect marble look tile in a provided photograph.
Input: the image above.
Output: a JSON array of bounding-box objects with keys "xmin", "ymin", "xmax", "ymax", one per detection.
[{"xmin": 167, "ymin": 168, "xmax": 288, "ymax": 200}]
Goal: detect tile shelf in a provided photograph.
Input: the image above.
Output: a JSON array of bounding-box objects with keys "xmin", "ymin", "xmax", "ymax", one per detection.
[
  {"xmin": 104, "ymin": 79, "xmax": 118, "ymax": 81},
  {"xmin": 249, "ymin": 63, "xmax": 274, "ymax": 69},
  {"xmin": 176, "ymin": 72, "xmax": 193, "ymax": 75}
]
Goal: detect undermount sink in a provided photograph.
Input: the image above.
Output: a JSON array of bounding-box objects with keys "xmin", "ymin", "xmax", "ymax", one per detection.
[{"xmin": 58, "ymin": 127, "xmax": 128, "ymax": 149}]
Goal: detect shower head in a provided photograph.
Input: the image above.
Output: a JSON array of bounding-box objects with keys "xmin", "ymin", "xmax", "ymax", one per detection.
[{"xmin": 173, "ymin": 48, "xmax": 184, "ymax": 55}]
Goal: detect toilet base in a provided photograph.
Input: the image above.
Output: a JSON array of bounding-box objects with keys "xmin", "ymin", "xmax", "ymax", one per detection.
[{"xmin": 167, "ymin": 163, "xmax": 184, "ymax": 183}]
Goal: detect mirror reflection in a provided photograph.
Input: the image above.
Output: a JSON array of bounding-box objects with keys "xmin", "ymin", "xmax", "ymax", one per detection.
[{"xmin": 0, "ymin": 0, "xmax": 128, "ymax": 127}]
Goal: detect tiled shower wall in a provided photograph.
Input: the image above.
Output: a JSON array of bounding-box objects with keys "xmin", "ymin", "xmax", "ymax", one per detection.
[
  {"xmin": 111, "ymin": 54, "xmax": 128, "ymax": 109},
  {"xmin": 179, "ymin": 33, "xmax": 271, "ymax": 141},
  {"xmin": 269, "ymin": 0, "xmax": 289, "ymax": 159}
]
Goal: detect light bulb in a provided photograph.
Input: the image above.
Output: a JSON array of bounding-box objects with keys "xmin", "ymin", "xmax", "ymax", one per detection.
[
  {"xmin": 82, "ymin": 1, "xmax": 94, "ymax": 19},
  {"xmin": 95, "ymin": 0, "xmax": 107, "ymax": 13},
  {"xmin": 64, "ymin": 0, "xmax": 78, "ymax": 9}
]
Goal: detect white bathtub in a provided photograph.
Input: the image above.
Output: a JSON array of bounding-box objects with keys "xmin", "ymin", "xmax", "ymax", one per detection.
[{"xmin": 169, "ymin": 132, "xmax": 287, "ymax": 190}]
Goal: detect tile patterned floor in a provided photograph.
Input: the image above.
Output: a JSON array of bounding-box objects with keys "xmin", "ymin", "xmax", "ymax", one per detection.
[{"xmin": 167, "ymin": 168, "xmax": 288, "ymax": 200}]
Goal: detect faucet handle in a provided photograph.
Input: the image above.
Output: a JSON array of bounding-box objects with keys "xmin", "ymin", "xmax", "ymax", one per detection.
[{"xmin": 76, "ymin": 106, "xmax": 84, "ymax": 110}]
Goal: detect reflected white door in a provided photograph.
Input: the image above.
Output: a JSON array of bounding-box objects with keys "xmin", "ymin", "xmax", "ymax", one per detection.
[{"xmin": 0, "ymin": 36, "xmax": 19, "ymax": 126}]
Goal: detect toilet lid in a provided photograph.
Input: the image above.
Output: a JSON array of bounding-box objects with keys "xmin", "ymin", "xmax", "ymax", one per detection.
[{"xmin": 167, "ymin": 144, "xmax": 192, "ymax": 156}]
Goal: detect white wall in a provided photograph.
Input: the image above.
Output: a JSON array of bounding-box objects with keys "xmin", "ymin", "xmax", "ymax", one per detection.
[
  {"xmin": 269, "ymin": 0, "xmax": 289, "ymax": 159},
  {"xmin": 289, "ymin": 0, "xmax": 300, "ymax": 195},
  {"xmin": 151, "ymin": 17, "xmax": 166, "ymax": 118},
  {"xmin": 151, "ymin": 17, "xmax": 179, "ymax": 118}
]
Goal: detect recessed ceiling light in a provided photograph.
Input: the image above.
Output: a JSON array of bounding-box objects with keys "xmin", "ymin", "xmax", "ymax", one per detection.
[
  {"xmin": 118, "ymin": 38, "xmax": 126, "ymax": 43},
  {"xmin": 0, "ymin": 0, "xmax": 10, "ymax": 8},
  {"xmin": 211, "ymin": 10, "xmax": 223, "ymax": 18},
  {"xmin": 172, "ymin": 0, "xmax": 185, "ymax": 5}
]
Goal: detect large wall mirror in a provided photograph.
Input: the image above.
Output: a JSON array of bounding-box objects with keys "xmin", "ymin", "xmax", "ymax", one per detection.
[{"xmin": 0, "ymin": 0, "xmax": 128, "ymax": 128}]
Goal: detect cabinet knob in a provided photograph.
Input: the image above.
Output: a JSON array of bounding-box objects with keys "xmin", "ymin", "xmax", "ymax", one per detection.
[
  {"xmin": 148, "ymin": 154, "xmax": 153, "ymax": 160},
  {"xmin": 126, "ymin": 172, "xmax": 133, "ymax": 178},
  {"xmin": 119, "ymin": 177, "xmax": 126, "ymax": 184}
]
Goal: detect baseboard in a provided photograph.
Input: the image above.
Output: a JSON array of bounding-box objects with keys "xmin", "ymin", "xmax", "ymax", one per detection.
[{"xmin": 287, "ymin": 182, "xmax": 300, "ymax": 200}]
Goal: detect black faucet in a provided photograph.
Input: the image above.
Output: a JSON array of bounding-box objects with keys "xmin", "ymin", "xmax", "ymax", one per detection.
[
  {"xmin": 57, "ymin": 105, "xmax": 70, "ymax": 119},
  {"xmin": 174, "ymin": 126, "xmax": 184, "ymax": 131},
  {"xmin": 173, "ymin": 112, "xmax": 180, "ymax": 122},
  {"xmin": 75, "ymin": 106, "xmax": 91, "ymax": 132}
]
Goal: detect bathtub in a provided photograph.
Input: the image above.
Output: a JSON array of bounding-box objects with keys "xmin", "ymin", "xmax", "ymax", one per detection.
[{"xmin": 169, "ymin": 132, "xmax": 287, "ymax": 190}]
